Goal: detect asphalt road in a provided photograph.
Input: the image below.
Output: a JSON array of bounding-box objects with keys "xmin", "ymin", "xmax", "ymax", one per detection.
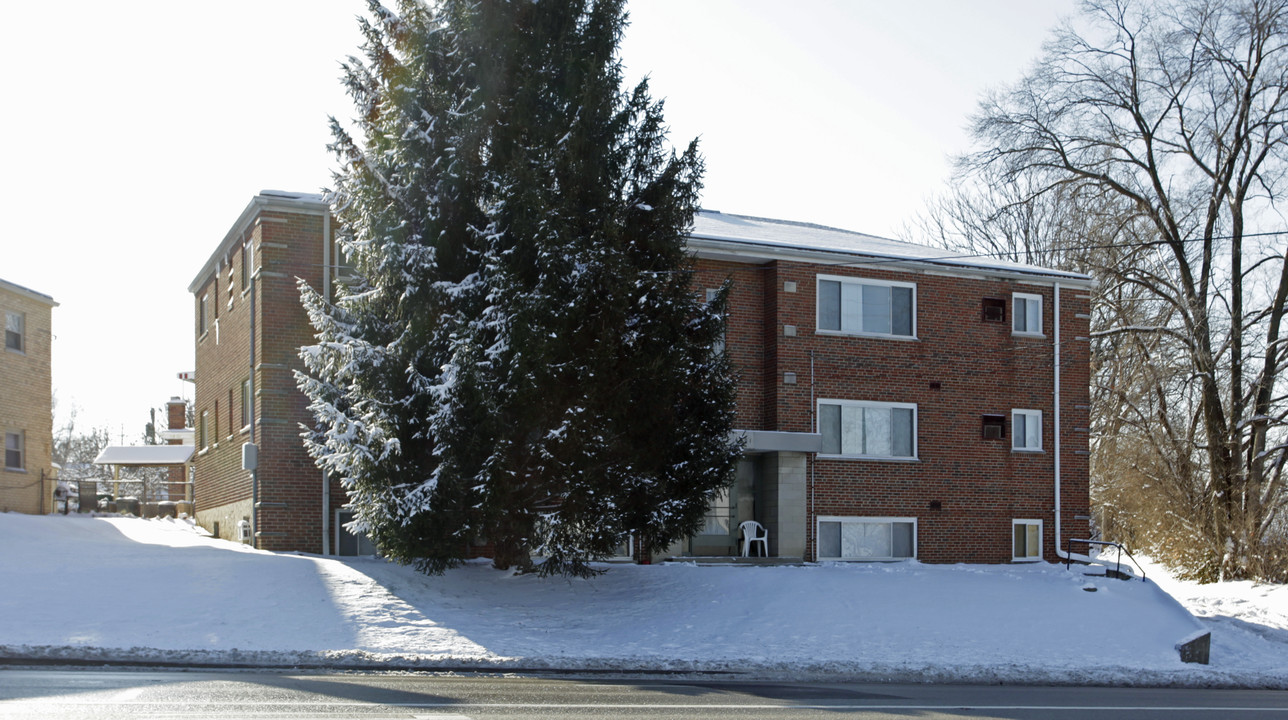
[{"xmin": 1, "ymin": 669, "xmax": 1286, "ymax": 719}]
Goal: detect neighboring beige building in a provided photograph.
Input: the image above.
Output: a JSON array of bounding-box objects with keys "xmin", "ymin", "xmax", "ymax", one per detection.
[{"xmin": 1, "ymin": 278, "xmax": 57, "ymax": 514}]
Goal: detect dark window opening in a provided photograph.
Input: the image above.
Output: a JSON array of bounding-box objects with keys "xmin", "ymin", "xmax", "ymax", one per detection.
[
  {"xmin": 982, "ymin": 297, "xmax": 1006, "ymax": 323},
  {"xmin": 982, "ymin": 414, "xmax": 1006, "ymax": 440}
]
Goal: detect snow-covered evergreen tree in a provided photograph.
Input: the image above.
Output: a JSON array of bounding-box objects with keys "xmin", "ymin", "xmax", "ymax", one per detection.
[{"xmin": 299, "ymin": 0, "xmax": 740, "ymax": 577}]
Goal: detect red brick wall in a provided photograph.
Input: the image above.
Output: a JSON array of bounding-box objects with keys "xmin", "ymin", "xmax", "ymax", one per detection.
[
  {"xmin": 193, "ymin": 207, "xmax": 333, "ymax": 554},
  {"xmin": 695, "ymin": 257, "xmax": 1092, "ymax": 563}
]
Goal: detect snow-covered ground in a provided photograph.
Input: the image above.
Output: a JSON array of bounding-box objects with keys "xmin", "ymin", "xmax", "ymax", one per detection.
[{"xmin": 1, "ymin": 513, "xmax": 1284, "ymax": 686}]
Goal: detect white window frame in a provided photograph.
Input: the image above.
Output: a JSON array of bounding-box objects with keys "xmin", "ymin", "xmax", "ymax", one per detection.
[
  {"xmin": 199, "ymin": 293, "xmax": 209, "ymax": 336},
  {"xmin": 1012, "ymin": 409, "xmax": 1043, "ymax": 452},
  {"xmin": 4, "ymin": 311, "xmax": 23, "ymax": 353},
  {"xmin": 816, "ymin": 275, "xmax": 917, "ymax": 339},
  {"xmin": 817, "ymin": 516, "xmax": 917, "ymax": 561},
  {"xmin": 817, "ymin": 399, "xmax": 918, "ymax": 460},
  {"xmin": 241, "ymin": 377, "xmax": 253, "ymax": 431},
  {"xmin": 4, "ymin": 431, "xmax": 23, "ymax": 471},
  {"xmin": 1012, "ymin": 292, "xmax": 1044, "ymax": 336},
  {"xmin": 1012, "ymin": 519, "xmax": 1043, "ymax": 562}
]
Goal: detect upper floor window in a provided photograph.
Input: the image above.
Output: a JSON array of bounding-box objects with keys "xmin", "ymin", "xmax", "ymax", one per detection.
[
  {"xmin": 1012, "ymin": 293, "xmax": 1043, "ymax": 336},
  {"xmin": 819, "ymin": 399, "xmax": 917, "ymax": 459},
  {"xmin": 241, "ymin": 377, "xmax": 253, "ymax": 429},
  {"xmin": 199, "ymin": 293, "xmax": 209, "ymax": 336},
  {"xmin": 1012, "ymin": 409, "xmax": 1042, "ymax": 452},
  {"xmin": 4, "ymin": 312, "xmax": 23, "ymax": 352},
  {"xmin": 817, "ymin": 276, "xmax": 915, "ymax": 338},
  {"xmin": 4, "ymin": 432, "xmax": 23, "ymax": 470}
]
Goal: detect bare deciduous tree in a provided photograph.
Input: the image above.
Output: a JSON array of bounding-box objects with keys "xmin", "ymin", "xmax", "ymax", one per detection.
[{"xmin": 924, "ymin": 0, "xmax": 1288, "ymax": 580}]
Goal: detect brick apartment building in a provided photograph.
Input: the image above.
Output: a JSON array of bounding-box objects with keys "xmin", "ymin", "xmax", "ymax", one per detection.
[
  {"xmin": 1, "ymin": 278, "xmax": 58, "ymax": 514},
  {"xmin": 190, "ymin": 190, "xmax": 1092, "ymax": 563}
]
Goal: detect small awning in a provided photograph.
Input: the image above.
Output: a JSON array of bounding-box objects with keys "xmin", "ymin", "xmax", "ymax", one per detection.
[{"xmin": 93, "ymin": 445, "xmax": 195, "ymax": 466}]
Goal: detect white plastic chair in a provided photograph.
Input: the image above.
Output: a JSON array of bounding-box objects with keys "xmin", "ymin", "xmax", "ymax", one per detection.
[{"xmin": 739, "ymin": 520, "xmax": 769, "ymax": 557}]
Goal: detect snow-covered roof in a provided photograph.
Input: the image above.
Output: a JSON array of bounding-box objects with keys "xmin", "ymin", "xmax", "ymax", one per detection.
[
  {"xmin": 689, "ymin": 211, "xmax": 1093, "ymax": 286},
  {"xmin": 0, "ymin": 277, "xmax": 58, "ymax": 307},
  {"xmin": 93, "ymin": 445, "xmax": 195, "ymax": 466}
]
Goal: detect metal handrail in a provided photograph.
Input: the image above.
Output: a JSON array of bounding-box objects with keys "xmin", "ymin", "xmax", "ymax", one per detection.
[{"xmin": 1065, "ymin": 538, "xmax": 1146, "ymax": 582}]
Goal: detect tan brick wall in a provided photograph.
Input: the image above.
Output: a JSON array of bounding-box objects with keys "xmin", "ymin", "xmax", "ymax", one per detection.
[{"xmin": 0, "ymin": 281, "xmax": 56, "ymax": 514}]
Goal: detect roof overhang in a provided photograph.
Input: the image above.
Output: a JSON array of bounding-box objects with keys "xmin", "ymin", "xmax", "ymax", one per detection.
[
  {"xmin": 687, "ymin": 236, "xmax": 1096, "ymax": 289},
  {"xmin": 0, "ymin": 278, "xmax": 59, "ymax": 307},
  {"xmin": 734, "ymin": 430, "xmax": 823, "ymax": 455},
  {"xmin": 188, "ymin": 190, "xmax": 329, "ymax": 293},
  {"xmin": 93, "ymin": 445, "xmax": 196, "ymax": 466}
]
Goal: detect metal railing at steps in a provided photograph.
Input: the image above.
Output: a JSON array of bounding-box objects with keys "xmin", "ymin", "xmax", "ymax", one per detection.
[{"xmin": 1065, "ymin": 538, "xmax": 1147, "ymax": 582}]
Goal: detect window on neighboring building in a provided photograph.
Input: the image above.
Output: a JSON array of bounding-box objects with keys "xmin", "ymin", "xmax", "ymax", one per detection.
[
  {"xmin": 818, "ymin": 400, "xmax": 917, "ymax": 459},
  {"xmin": 241, "ymin": 242, "xmax": 251, "ymax": 290},
  {"xmin": 1013, "ymin": 293, "xmax": 1043, "ymax": 335},
  {"xmin": 4, "ymin": 432, "xmax": 23, "ymax": 470},
  {"xmin": 4, "ymin": 312, "xmax": 22, "ymax": 352},
  {"xmin": 817, "ymin": 276, "xmax": 915, "ymax": 338},
  {"xmin": 818, "ymin": 517, "xmax": 916, "ymax": 560},
  {"xmin": 1013, "ymin": 519, "xmax": 1042, "ymax": 561},
  {"xmin": 1012, "ymin": 409, "xmax": 1042, "ymax": 451},
  {"xmin": 199, "ymin": 293, "xmax": 209, "ymax": 336},
  {"xmin": 982, "ymin": 414, "xmax": 1006, "ymax": 440},
  {"xmin": 241, "ymin": 377, "xmax": 253, "ymax": 430},
  {"xmin": 982, "ymin": 297, "xmax": 1006, "ymax": 323}
]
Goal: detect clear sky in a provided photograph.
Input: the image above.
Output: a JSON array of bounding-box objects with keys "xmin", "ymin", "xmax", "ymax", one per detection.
[{"xmin": 0, "ymin": 0, "xmax": 1072, "ymax": 439}]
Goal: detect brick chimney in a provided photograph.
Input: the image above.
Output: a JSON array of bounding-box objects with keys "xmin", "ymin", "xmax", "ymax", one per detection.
[{"xmin": 166, "ymin": 397, "xmax": 187, "ymax": 503}]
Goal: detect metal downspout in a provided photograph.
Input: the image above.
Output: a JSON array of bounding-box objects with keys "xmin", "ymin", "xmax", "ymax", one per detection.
[
  {"xmin": 249, "ymin": 232, "xmax": 258, "ymax": 550},
  {"xmin": 1054, "ymin": 282, "xmax": 1069, "ymax": 562}
]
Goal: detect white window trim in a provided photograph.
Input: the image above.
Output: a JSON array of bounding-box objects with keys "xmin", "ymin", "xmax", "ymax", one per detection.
[
  {"xmin": 4, "ymin": 311, "xmax": 24, "ymax": 354},
  {"xmin": 1012, "ymin": 292, "xmax": 1044, "ymax": 337},
  {"xmin": 198, "ymin": 293, "xmax": 210, "ymax": 337},
  {"xmin": 1012, "ymin": 409, "xmax": 1043, "ymax": 452},
  {"xmin": 1012, "ymin": 519, "xmax": 1043, "ymax": 562},
  {"xmin": 817, "ymin": 516, "xmax": 918, "ymax": 561},
  {"xmin": 817, "ymin": 399, "xmax": 919, "ymax": 461},
  {"xmin": 816, "ymin": 274, "xmax": 918, "ymax": 340},
  {"xmin": 4, "ymin": 431, "xmax": 24, "ymax": 471}
]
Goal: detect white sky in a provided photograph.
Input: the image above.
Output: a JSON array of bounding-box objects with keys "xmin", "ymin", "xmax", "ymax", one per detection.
[{"xmin": 0, "ymin": 0, "xmax": 1072, "ymax": 437}]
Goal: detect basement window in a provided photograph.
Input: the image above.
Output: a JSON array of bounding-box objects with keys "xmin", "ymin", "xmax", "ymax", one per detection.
[
  {"xmin": 818, "ymin": 516, "xmax": 916, "ymax": 561},
  {"xmin": 1013, "ymin": 519, "xmax": 1042, "ymax": 562}
]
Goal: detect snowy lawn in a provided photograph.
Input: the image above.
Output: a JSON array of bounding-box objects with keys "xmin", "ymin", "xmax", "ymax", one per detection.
[{"xmin": 1, "ymin": 513, "xmax": 1285, "ymax": 686}]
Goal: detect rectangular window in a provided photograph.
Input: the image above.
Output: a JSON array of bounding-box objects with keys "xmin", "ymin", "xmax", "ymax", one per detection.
[
  {"xmin": 817, "ymin": 276, "xmax": 915, "ymax": 338},
  {"xmin": 1012, "ymin": 409, "xmax": 1042, "ymax": 451},
  {"xmin": 213, "ymin": 400, "xmax": 220, "ymax": 444},
  {"xmin": 1013, "ymin": 519, "xmax": 1042, "ymax": 561},
  {"xmin": 818, "ymin": 517, "xmax": 916, "ymax": 560},
  {"xmin": 199, "ymin": 410, "xmax": 209, "ymax": 450},
  {"xmin": 241, "ymin": 243, "xmax": 250, "ymax": 290},
  {"xmin": 241, "ymin": 378, "xmax": 253, "ymax": 429},
  {"xmin": 4, "ymin": 432, "xmax": 23, "ymax": 470},
  {"xmin": 1013, "ymin": 293, "xmax": 1043, "ymax": 335},
  {"xmin": 4, "ymin": 312, "xmax": 22, "ymax": 352},
  {"xmin": 982, "ymin": 297, "xmax": 1006, "ymax": 323},
  {"xmin": 982, "ymin": 414, "xmax": 1006, "ymax": 440},
  {"xmin": 819, "ymin": 400, "xmax": 916, "ymax": 459},
  {"xmin": 698, "ymin": 488, "xmax": 733, "ymax": 536},
  {"xmin": 226, "ymin": 265, "xmax": 236, "ymax": 306},
  {"xmin": 705, "ymin": 288, "xmax": 725, "ymax": 356},
  {"xmin": 199, "ymin": 293, "xmax": 209, "ymax": 336}
]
